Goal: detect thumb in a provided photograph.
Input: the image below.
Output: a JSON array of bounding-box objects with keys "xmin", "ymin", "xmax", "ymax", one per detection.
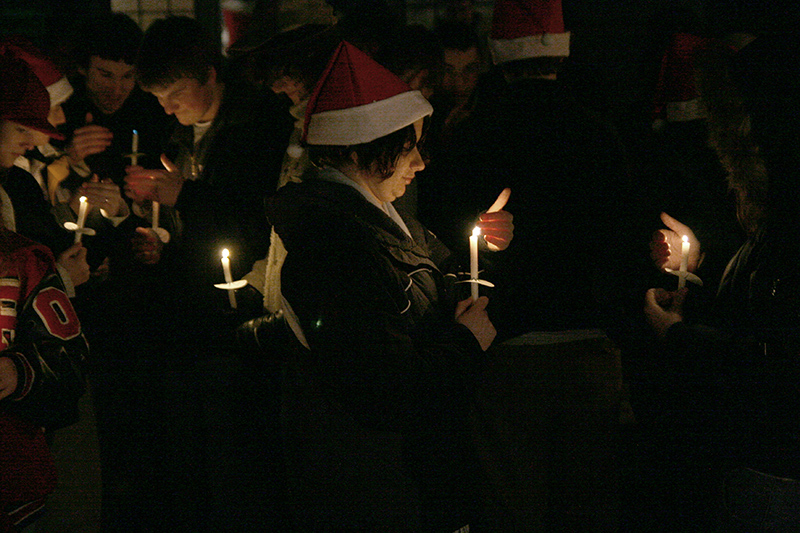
[
  {"xmin": 66, "ymin": 242, "xmax": 84, "ymax": 257},
  {"xmin": 487, "ymin": 188, "xmax": 511, "ymax": 213},
  {"xmin": 672, "ymin": 287, "xmax": 689, "ymax": 309},
  {"xmin": 161, "ymin": 154, "xmax": 178, "ymax": 173},
  {"xmin": 85, "ymin": 112, "xmax": 93, "ymax": 124},
  {"xmin": 90, "ymin": 173, "xmax": 100, "ymax": 183},
  {"xmin": 644, "ymin": 288, "xmax": 659, "ymax": 309},
  {"xmin": 471, "ymin": 295, "xmax": 489, "ymax": 312},
  {"xmin": 660, "ymin": 212, "xmax": 690, "ymax": 236},
  {"xmin": 454, "ymin": 297, "xmax": 472, "ymax": 319}
]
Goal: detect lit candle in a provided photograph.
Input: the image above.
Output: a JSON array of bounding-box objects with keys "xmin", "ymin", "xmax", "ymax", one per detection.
[
  {"xmin": 74, "ymin": 196, "xmax": 88, "ymax": 243},
  {"xmin": 678, "ymin": 235, "xmax": 690, "ymax": 289},
  {"xmin": 221, "ymin": 248, "xmax": 237, "ymax": 308},
  {"xmin": 470, "ymin": 226, "xmax": 480, "ymax": 301},
  {"xmin": 131, "ymin": 129, "xmax": 139, "ymax": 166}
]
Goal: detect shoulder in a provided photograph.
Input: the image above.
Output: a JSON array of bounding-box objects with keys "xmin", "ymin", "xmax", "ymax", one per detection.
[
  {"xmin": 1, "ymin": 230, "xmax": 55, "ymax": 290},
  {"xmin": 219, "ymin": 83, "xmax": 293, "ymax": 129}
]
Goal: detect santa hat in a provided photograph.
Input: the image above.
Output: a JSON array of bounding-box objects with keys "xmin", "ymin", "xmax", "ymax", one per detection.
[
  {"xmin": 0, "ymin": 55, "xmax": 64, "ymax": 140},
  {"xmin": 222, "ymin": 0, "xmax": 256, "ymax": 49},
  {"xmin": 489, "ymin": 0, "xmax": 570, "ymax": 65},
  {"xmin": 303, "ymin": 41, "xmax": 433, "ymax": 145},
  {"xmin": 652, "ymin": 33, "xmax": 716, "ymax": 127},
  {"xmin": 0, "ymin": 36, "xmax": 73, "ymax": 107}
]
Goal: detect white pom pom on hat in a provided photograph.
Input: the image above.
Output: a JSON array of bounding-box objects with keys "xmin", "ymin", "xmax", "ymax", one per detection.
[
  {"xmin": 0, "ymin": 36, "xmax": 73, "ymax": 107},
  {"xmin": 489, "ymin": 0, "xmax": 571, "ymax": 65},
  {"xmin": 652, "ymin": 33, "xmax": 714, "ymax": 124}
]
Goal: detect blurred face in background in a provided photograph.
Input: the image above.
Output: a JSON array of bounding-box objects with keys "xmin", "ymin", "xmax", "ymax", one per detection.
[
  {"xmin": 271, "ymin": 75, "xmax": 308, "ymax": 106},
  {"xmin": 0, "ymin": 120, "xmax": 37, "ymax": 168},
  {"xmin": 81, "ymin": 56, "xmax": 136, "ymax": 115},
  {"xmin": 442, "ymin": 46, "xmax": 483, "ymax": 107},
  {"xmin": 29, "ymin": 104, "xmax": 67, "ymax": 147}
]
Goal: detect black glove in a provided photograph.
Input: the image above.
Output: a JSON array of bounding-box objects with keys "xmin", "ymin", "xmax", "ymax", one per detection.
[{"xmin": 235, "ymin": 309, "xmax": 293, "ymax": 365}]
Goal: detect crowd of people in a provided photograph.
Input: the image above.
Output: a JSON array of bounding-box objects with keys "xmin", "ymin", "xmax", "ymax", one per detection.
[{"xmin": 1, "ymin": 0, "xmax": 799, "ymax": 531}]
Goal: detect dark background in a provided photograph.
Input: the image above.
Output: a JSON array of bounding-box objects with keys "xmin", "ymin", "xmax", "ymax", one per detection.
[{"xmin": 3, "ymin": 0, "xmax": 795, "ymax": 139}]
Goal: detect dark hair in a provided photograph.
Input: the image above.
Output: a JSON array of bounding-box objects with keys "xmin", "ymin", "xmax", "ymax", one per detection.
[
  {"xmin": 136, "ymin": 16, "xmax": 221, "ymax": 89},
  {"xmin": 372, "ymin": 24, "xmax": 444, "ymax": 84},
  {"xmin": 230, "ymin": 24, "xmax": 342, "ymax": 92},
  {"xmin": 74, "ymin": 13, "xmax": 143, "ymax": 67},
  {"xmin": 501, "ymin": 56, "xmax": 566, "ymax": 81},
  {"xmin": 694, "ymin": 40, "xmax": 768, "ymax": 235},
  {"xmin": 435, "ymin": 20, "xmax": 483, "ymax": 53},
  {"xmin": 308, "ymin": 116, "xmax": 429, "ymax": 180}
]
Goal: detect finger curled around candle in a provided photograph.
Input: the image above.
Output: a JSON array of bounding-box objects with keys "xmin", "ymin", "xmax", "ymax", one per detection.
[
  {"xmin": 483, "ymin": 232, "xmax": 513, "ymax": 251},
  {"xmin": 479, "ymin": 212, "xmax": 514, "ymax": 251},
  {"xmin": 479, "ymin": 209, "xmax": 513, "ymax": 223}
]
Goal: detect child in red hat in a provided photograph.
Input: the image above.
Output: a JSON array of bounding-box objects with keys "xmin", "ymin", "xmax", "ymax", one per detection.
[{"xmin": 0, "ymin": 53, "xmax": 88, "ymax": 533}]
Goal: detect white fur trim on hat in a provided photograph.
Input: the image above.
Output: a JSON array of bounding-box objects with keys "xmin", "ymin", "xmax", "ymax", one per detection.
[
  {"xmin": 305, "ymin": 90, "xmax": 433, "ymax": 146},
  {"xmin": 47, "ymin": 76, "xmax": 73, "ymax": 107},
  {"xmin": 490, "ymin": 31, "xmax": 570, "ymax": 64}
]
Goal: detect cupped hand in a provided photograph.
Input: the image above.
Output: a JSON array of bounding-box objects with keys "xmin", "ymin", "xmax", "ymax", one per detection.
[
  {"xmin": 66, "ymin": 114, "xmax": 112, "ymax": 164},
  {"xmin": 643, "ymin": 287, "xmax": 687, "ymax": 339},
  {"xmin": 479, "ymin": 188, "xmax": 513, "ymax": 251},
  {"xmin": 650, "ymin": 212, "xmax": 702, "ymax": 272},
  {"xmin": 0, "ymin": 357, "xmax": 18, "ymax": 401},
  {"xmin": 57, "ymin": 243, "xmax": 91, "ymax": 287},
  {"xmin": 132, "ymin": 227, "xmax": 165, "ymax": 265},
  {"xmin": 124, "ymin": 154, "xmax": 183, "ymax": 206},
  {"xmin": 79, "ymin": 175, "xmax": 126, "ymax": 217}
]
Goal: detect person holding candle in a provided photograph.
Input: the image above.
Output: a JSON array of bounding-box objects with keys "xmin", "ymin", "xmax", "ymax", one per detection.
[
  {"xmin": 266, "ymin": 40, "xmax": 512, "ymax": 531},
  {"xmin": 0, "ymin": 53, "xmax": 90, "ymax": 294},
  {"xmin": 0, "ymin": 36, "xmax": 74, "ymax": 206},
  {"xmin": 642, "ymin": 33, "xmax": 800, "ymax": 530},
  {"xmin": 111, "ymin": 15, "xmax": 294, "ymax": 531},
  {"xmin": 125, "ymin": 15, "xmax": 293, "ymax": 293},
  {"xmin": 59, "ymin": 13, "xmax": 170, "ymax": 193},
  {"xmin": 0, "ymin": 47, "xmax": 91, "ymax": 533},
  {"xmin": 418, "ymin": 0, "xmax": 636, "ymax": 343},
  {"xmin": 414, "ymin": 1, "xmax": 637, "ymax": 527}
]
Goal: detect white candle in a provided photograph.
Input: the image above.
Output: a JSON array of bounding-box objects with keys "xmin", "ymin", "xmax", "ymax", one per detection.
[
  {"xmin": 470, "ymin": 226, "xmax": 480, "ymax": 301},
  {"xmin": 221, "ymin": 248, "xmax": 237, "ymax": 308},
  {"xmin": 152, "ymin": 201, "xmax": 160, "ymax": 229},
  {"xmin": 131, "ymin": 129, "xmax": 139, "ymax": 166},
  {"xmin": 678, "ymin": 235, "xmax": 690, "ymax": 289},
  {"xmin": 74, "ymin": 196, "xmax": 88, "ymax": 243}
]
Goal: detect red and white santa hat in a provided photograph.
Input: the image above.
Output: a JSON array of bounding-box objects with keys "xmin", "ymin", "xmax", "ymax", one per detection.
[
  {"xmin": 652, "ymin": 33, "xmax": 713, "ymax": 126},
  {"xmin": 303, "ymin": 41, "xmax": 433, "ymax": 145},
  {"xmin": 0, "ymin": 36, "xmax": 73, "ymax": 107},
  {"xmin": 489, "ymin": 0, "xmax": 570, "ymax": 65},
  {"xmin": 0, "ymin": 55, "xmax": 64, "ymax": 140}
]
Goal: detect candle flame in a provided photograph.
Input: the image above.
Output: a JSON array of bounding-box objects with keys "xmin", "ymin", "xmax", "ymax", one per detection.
[
  {"xmin": 221, "ymin": 248, "xmax": 230, "ymax": 258},
  {"xmin": 472, "ymin": 227, "xmax": 481, "ymax": 237},
  {"xmin": 682, "ymin": 235, "xmax": 689, "ymax": 243},
  {"xmin": 79, "ymin": 196, "xmax": 87, "ymax": 203},
  {"xmin": 133, "ymin": 129, "xmax": 138, "ymax": 136}
]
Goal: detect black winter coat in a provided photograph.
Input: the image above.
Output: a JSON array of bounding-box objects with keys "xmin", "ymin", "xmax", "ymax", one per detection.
[{"xmin": 267, "ymin": 170, "xmax": 487, "ymax": 531}]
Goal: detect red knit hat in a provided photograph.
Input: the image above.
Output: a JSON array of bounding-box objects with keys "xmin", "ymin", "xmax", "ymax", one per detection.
[
  {"xmin": 303, "ymin": 41, "xmax": 433, "ymax": 145},
  {"xmin": 0, "ymin": 55, "xmax": 64, "ymax": 140},
  {"xmin": 652, "ymin": 33, "xmax": 713, "ymax": 125},
  {"xmin": 0, "ymin": 36, "xmax": 73, "ymax": 107},
  {"xmin": 489, "ymin": 0, "xmax": 570, "ymax": 64}
]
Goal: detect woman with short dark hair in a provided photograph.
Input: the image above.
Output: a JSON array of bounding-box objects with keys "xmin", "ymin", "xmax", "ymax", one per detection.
[{"xmin": 268, "ymin": 41, "xmax": 512, "ymax": 531}]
